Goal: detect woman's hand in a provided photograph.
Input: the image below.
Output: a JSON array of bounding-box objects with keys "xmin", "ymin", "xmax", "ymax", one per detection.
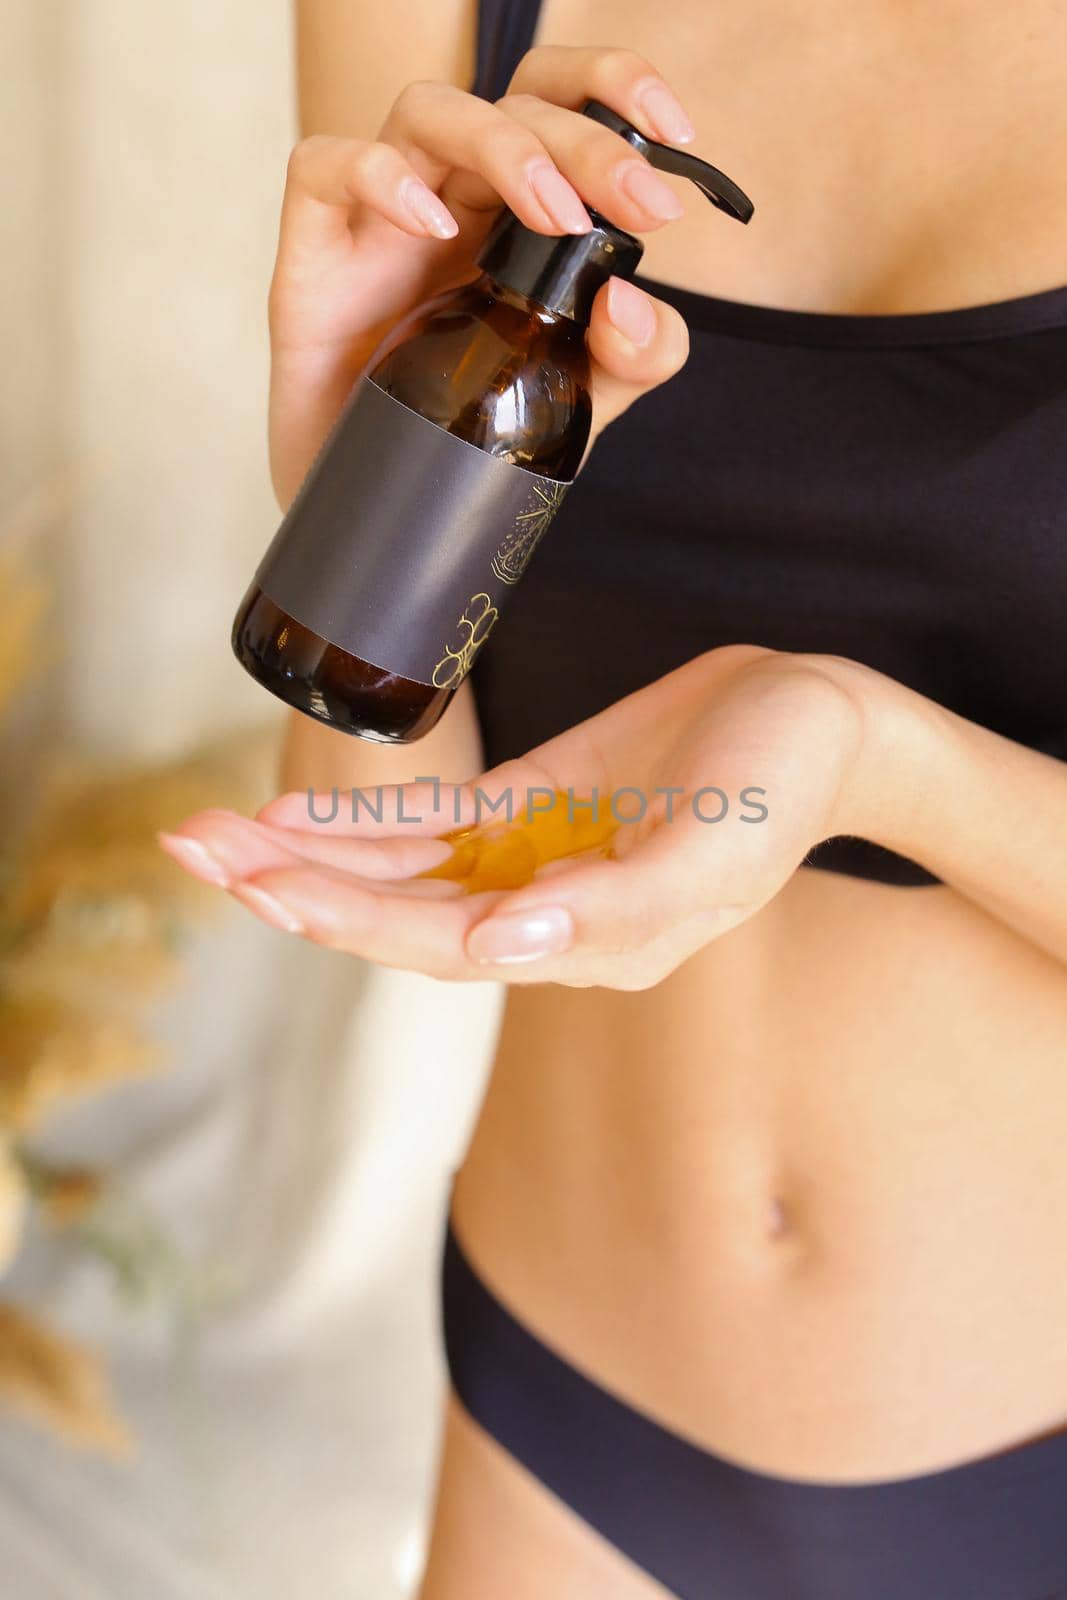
[
  {"xmin": 161, "ymin": 647, "xmax": 887, "ymax": 990},
  {"xmin": 269, "ymin": 46, "xmax": 697, "ymax": 507}
]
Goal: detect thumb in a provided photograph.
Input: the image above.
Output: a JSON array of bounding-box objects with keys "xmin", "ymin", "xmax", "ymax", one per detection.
[{"xmin": 585, "ymin": 277, "xmax": 690, "ymax": 440}]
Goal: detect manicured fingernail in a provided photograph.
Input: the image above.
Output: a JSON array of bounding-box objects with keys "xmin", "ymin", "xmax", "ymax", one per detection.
[
  {"xmin": 635, "ymin": 80, "xmax": 696, "ymax": 144},
  {"xmin": 466, "ymin": 905, "xmax": 573, "ymax": 965},
  {"xmin": 157, "ymin": 832, "xmax": 231, "ymax": 888},
  {"xmin": 617, "ymin": 160, "xmax": 684, "ymax": 221},
  {"xmin": 527, "ymin": 163, "xmax": 592, "ymax": 234},
  {"xmin": 399, "ymin": 177, "xmax": 458, "ymax": 239},
  {"xmin": 606, "ymin": 277, "xmax": 656, "ymax": 347},
  {"xmin": 231, "ymin": 882, "xmax": 305, "ymax": 934}
]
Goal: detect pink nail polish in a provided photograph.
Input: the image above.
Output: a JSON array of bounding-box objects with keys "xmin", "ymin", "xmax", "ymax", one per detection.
[
  {"xmin": 399, "ymin": 178, "xmax": 458, "ymax": 239},
  {"xmin": 635, "ymin": 81, "xmax": 696, "ymax": 144},
  {"xmin": 466, "ymin": 905, "xmax": 573, "ymax": 964},
  {"xmin": 157, "ymin": 832, "xmax": 231, "ymax": 888},
  {"xmin": 231, "ymin": 882, "xmax": 305, "ymax": 934},
  {"xmin": 606, "ymin": 277, "xmax": 656, "ymax": 347},
  {"xmin": 527, "ymin": 163, "xmax": 592, "ymax": 234},
  {"xmin": 618, "ymin": 161, "xmax": 685, "ymax": 222}
]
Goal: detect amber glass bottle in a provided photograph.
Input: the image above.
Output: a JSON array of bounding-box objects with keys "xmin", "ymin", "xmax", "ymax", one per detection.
[
  {"xmin": 232, "ymin": 272, "xmax": 594, "ymax": 742},
  {"xmin": 232, "ymin": 100, "xmax": 752, "ymax": 744}
]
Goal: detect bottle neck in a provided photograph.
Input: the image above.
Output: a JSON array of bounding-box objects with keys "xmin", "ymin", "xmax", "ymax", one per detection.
[
  {"xmin": 481, "ymin": 272, "xmax": 566, "ymax": 323},
  {"xmin": 475, "ymin": 209, "xmax": 644, "ymax": 324}
]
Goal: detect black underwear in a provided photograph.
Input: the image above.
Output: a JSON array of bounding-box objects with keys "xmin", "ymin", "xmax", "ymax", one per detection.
[{"xmin": 442, "ymin": 1222, "xmax": 1067, "ymax": 1599}]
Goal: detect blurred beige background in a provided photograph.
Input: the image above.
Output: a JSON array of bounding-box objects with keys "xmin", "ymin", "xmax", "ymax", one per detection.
[
  {"xmin": 1, "ymin": 3, "xmax": 501, "ymax": 1595},
  {"xmin": 5, "ymin": 0, "xmax": 288, "ymax": 754}
]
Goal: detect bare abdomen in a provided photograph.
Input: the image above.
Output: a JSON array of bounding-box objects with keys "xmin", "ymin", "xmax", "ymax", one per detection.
[{"xmin": 451, "ymin": 866, "xmax": 1067, "ymax": 1481}]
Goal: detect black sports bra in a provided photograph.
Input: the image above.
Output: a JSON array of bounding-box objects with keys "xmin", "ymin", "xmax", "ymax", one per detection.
[{"xmin": 470, "ymin": 0, "xmax": 1067, "ymax": 886}]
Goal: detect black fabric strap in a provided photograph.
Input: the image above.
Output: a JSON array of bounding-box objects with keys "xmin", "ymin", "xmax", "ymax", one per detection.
[{"xmin": 472, "ymin": 0, "xmax": 545, "ymax": 100}]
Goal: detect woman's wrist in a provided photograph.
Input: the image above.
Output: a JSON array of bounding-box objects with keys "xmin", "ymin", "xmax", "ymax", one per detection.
[{"xmin": 814, "ymin": 654, "xmax": 958, "ymax": 866}]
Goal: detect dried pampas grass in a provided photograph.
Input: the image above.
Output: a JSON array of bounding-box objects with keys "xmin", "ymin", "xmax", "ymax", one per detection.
[
  {"xmin": 0, "ymin": 526, "xmax": 278, "ymax": 1452},
  {"xmin": 0, "ymin": 1303, "xmax": 132, "ymax": 1456},
  {"xmin": 0, "ymin": 1142, "xmax": 26, "ymax": 1278}
]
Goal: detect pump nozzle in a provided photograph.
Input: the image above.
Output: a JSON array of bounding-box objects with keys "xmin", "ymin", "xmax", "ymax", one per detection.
[
  {"xmin": 475, "ymin": 100, "xmax": 754, "ymax": 323},
  {"xmin": 580, "ymin": 100, "xmax": 754, "ymax": 224}
]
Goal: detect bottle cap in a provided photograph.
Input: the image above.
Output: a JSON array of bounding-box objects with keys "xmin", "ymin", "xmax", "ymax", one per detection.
[{"xmin": 475, "ymin": 99, "xmax": 754, "ymax": 324}]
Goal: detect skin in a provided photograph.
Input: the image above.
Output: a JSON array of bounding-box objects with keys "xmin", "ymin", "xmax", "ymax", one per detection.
[{"xmin": 161, "ymin": 2, "xmax": 1067, "ymax": 1592}]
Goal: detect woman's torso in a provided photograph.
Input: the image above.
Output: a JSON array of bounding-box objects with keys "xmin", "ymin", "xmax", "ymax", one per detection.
[{"xmin": 453, "ymin": 0, "xmax": 1067, "ymax": 1481}]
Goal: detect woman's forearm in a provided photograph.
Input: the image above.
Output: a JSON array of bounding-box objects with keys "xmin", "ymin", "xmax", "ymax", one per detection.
[
  {"xmin": 837, "ymin": 659, "xmax": 1067, "ymax": 966},
  {"xmin": 277, "ymin": 676, "xmax": 484, "ymax": 799}
]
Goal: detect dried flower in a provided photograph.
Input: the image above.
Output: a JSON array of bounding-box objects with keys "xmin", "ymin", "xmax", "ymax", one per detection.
[
  {"xmin": 0, "ymin": 997, "xmax": 157, "ymax": 1133},
  {"xmin": 0, "ymin": 547, "xmax": 49, "ymax": 726},
  {"xmin": 5, "ymin": 731, "xmax": 274, "ymax": 930},
  {"xmin": 0, "ymin": 1302, "xmax": 132, "ymax": 1455},
  {"xmin": 0, "ymin": 528, "xmax": 278, "ymax": 1454},
  {"xmin": 1, "ymin": 730, "xmax": 276, "ymax": 1008},
  {"xmin": 37, "ymin": 1167, "xmax": 104, "ymax": 1228},
  {"xmin": 0, "ymin": 1141, "xmax": 26, "ymax": 1277}
]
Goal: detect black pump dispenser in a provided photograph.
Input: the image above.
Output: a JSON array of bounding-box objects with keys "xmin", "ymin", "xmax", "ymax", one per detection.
[{"xmin": 476, "ymin": 100, "xmax": 754, "ymax": 322}]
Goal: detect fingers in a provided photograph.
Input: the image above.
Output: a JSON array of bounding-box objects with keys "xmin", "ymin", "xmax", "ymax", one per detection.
[
  {"xmin": 464, "ymin": 844, "xmax": 684, "ymax": 962},
  {"xmin": 461, "ymin": 828, "xmax": 757, "ymax": 989},
  {"xmin": 507, "ymin": 45, "xmax": 696, "ymax": 145},
  {"xmin": 493, "ymin": 94, "xmax": 688, "ymax": 233},
  {"xmin": 277, "ymin": 51, "xmax": 697, "ymax": 264},
  {"xmin": 231, "ymin": 825, "xmax": 744, "ymax": 991},
  {"xmin": 586, "ymin": 279, "xmax": 690, "ymax": 431},
  {"xmin": 257, "ymin": 779, "xmax": 483, "ymax": 837},
  {"xmin": 279, "ymin": 135, "xmax": 460, "ymax": 255},
  {"xmin": 382, "ymin": 81, "xmax": 593, "ymax": 232},
  {"xmin": 385, "ymin": 77, "xmax": 693, "ymax": 238},
  {"xmin": 159, "ymin": 814, "xmax": 742, "ymax": 990},
  {"xmin": 256, "ymin": 757, "xmax": 562, "ymax": 840},
  {"xmin": 159, "ymin": 809, "xmax": 453, "ymax": 887},
  {"xmin": 158, "ymin": 775, "xmax": 760, "ymax": 992},
  {"xmin": 220, "ymin": 863, "xmax": 492, "ymax": 978},
  {"xmin": 158, "ymin": 804, "xmax": 486, "ymax": 978}
]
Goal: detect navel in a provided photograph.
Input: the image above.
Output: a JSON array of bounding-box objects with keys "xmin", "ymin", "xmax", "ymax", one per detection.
[{"xmin": 768, "ymin": 1195, "xmax": 790, "ymax": 1239}]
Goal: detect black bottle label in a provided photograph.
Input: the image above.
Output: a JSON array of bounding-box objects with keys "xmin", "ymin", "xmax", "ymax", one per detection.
[{"xmin": 254, "ymin": 377, "xmax": 572, "ymax": 688}]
